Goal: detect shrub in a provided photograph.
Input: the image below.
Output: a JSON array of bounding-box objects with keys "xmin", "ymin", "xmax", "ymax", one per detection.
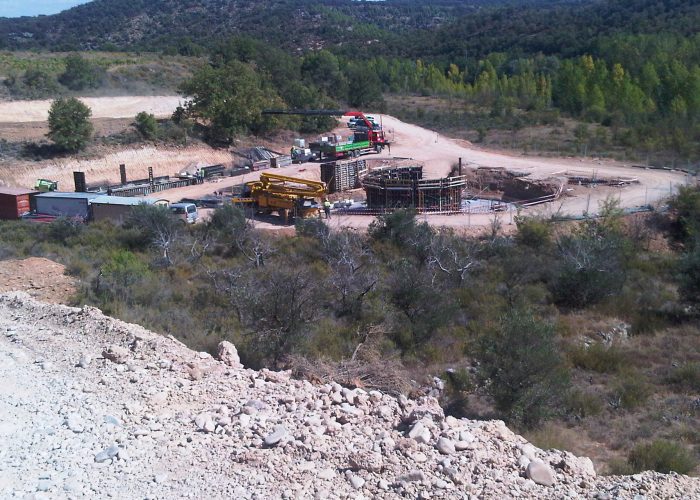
[
  {"xmin": 550, "ymin": 198, "xmax": 631, "ymax": 308},
  {"xmin": 59, "ymin": 54, "xmax": 102, "ymax": 91},
  {"xmin": 95, "ymin": 250, "xmax": 150, "ymax": 304},
  {"xmin": 515, "ymin": 215, "xmax": 552, "ymax": 248},
  {"xmin": 566, "ymin": 389, "xmax": 603, "ymax": 419},
  {"xmin": 134, "ymin": 111, "xmax": 159, "ymax": 139},
  {"xmin": 609, "ymin": 373, "xmax": 650, "ymax": 410},
  {"xmin": 666, "ymin": 362, "xmax": 700, "ymax": 392},
  {"xmin": 668, "ymin": 186, "xmax": 700, "ymax": 244},
  {"xmin": 606, "ymin": 458, "xmax": 635, "ymax": 475},
  {"xmin": 569, "ymin": 343, "xmax": 627, "ymax": 373},
  {"xmin": 295, "ymin": 217, "xmax": 330, "ymax": 240},
  {"xmin": 627, "ymin": 440, "xmax": 697, "ymax": 475},
  {"xmin": 551, "ymin": 230, "xmax": 627, "ymax": 308},
  {"xmin": 678, "ymin": 246, "xmax": 700, "ymax": 304},
  {"xmin": 476, "ymin": 309, "xmax": 570, "ymax": 429},
  {"xmin": 369, "ymin": 209, "xmax": 433, "ymax": 260},
  {"xmin": 47, "ymin": 217, "xmax": 84, "ymax": 244}
]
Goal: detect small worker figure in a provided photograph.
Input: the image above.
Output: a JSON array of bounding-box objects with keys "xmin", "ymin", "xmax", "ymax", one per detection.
[
  {"xmin": 194, "ymin": 168, "xmax": 200, "ymax": 184},
  {"xmin": 323, "ymin": 199, "xmax": 332, "ymax": 219}
]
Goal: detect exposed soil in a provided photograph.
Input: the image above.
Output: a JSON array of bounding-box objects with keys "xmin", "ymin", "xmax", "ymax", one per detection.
[
  {"xmin": 0, "ymin": 257, "xmax": 76, "ymax": 303},
  {"xmin": 0, "ymin": 96, "xmax": 693, "ymax": 229},
  {"xmin": 0, "ymin": 96, "xmax": 183, "ymax": 123}
]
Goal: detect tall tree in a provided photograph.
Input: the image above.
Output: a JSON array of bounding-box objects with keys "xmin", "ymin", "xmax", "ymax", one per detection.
[
  {"xmin": 179, "ymin": 60, "xmax": 285, "ymax": 142},
  {"xmin": 47, "ymin": 97, "xmax": 93, "ymax": 152},
  {"xmin": 59, "ymin": 54, "xmax": 102, "ymax": 91}
]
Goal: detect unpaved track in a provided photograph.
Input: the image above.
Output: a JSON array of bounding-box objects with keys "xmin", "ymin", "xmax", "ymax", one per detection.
[
  {"xmin": 0, "ymin": 96, "xmax": 691, "ymax": 227},
  {"xmin": 0, "ymin": 96, "xmax": 184, "ymax": 122}
]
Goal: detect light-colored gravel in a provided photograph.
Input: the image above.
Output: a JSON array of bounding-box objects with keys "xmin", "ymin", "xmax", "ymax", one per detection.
[{"xmin": 0, "ymin": 291, "xmax": 697, "ymax": 499}]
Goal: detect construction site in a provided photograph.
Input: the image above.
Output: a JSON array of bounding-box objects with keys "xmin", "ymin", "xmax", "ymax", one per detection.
[{"xmin": 0, "ymin": 102, "xmax": 693, "ymax": 228}]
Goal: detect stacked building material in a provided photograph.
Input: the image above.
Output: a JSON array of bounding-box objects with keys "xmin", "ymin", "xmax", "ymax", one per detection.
[{"xmin": 320, "ymin": 159, "xmax": 368, "ymax": 194}]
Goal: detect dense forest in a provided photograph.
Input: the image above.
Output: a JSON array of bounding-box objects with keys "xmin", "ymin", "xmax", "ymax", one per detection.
[{"xmin": 1, "ymin": 1, "xmax": 699, "ymax": 163}]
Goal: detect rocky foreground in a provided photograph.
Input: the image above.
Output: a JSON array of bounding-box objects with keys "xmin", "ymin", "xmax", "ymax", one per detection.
[{"xmin": 0, "ymin": 292, "xmax": 697, "ymax": 499}]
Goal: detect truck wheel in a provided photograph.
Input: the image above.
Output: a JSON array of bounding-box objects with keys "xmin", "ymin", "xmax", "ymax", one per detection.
[{"xmin": 375, "ymin": 145, "xmax": 383, "ymax": 153}]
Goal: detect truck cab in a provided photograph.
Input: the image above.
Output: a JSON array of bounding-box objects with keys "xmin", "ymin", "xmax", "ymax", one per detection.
[{"xmin": 170, "ymin": 202, "xmax": 198, "ymax": 223}]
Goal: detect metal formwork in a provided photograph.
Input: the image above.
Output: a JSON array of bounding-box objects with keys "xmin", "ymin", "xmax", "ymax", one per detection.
[
  {"xmin": 320, "ymin": 159, "xmax": 368, "ymax": 194},
  {"xmin": 362, "ymin": 166, "xmax": 467, "ymax": 212}
]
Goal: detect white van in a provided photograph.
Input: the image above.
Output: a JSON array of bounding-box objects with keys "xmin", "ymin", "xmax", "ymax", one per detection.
[{"xmin": 170, "ymin": 202, "xmax": 198, "ymax": 223}]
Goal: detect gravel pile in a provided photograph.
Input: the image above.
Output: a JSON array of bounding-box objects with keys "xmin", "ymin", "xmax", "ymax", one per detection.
[{"xmin": 0, "ymin": 291, "xmax": 697, "ymax": 499}]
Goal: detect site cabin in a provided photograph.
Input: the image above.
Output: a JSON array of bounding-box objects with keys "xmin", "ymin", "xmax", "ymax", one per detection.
[
  {"xmin": 90, "ymin": 196, "xmax": 162, "ymax": 224},
  {"xmin": 34, "ymin": 192, "xmax": 100, "ymax": 220},
  {"xmin": 0, "ymin": 188, "xmax": 38, "ymax": 220}
]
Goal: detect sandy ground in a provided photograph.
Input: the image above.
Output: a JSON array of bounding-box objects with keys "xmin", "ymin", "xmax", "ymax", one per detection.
[
  {"xmin": 0, "ymin": 146, "xmax": 237, "ymax": 192},
  {"xmin": 0, "ymin": 258, "xmax": 75, "ymax": 303},
  {"xmin": 0, "ymin": 96, "xmax": 184, "ymax": 122},
  {"xmin": 153, "ymin": 114, "xmax": 692, "ymax": 229},
  {"xmin": 0, "ymin": 96, "xmax": 693, "ymax": 228}
]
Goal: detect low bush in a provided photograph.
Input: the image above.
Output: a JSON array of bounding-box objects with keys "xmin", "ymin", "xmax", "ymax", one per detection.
[
  {"xmin": 666, "ymin": 362, "xmax": 700, "ymax": 392},
  {"xmin": 627, "ymin": 440, "xmax": 697, "ymax": 474},
  {"xmin": 514, "ymin": 215, "xmax": 552, "ymax": 248},
  {"xmin": 566, "ymin": 389, "xmax": 603, "ymax": 419},
  {"xmin": 609, "ymin": 373, "xmax": 650, "ymax": 410},
  {"xmin": 569, "ymin": 343, "xmax": 627, "ymax": 373},
  {"xmin": 477, "ymin": 309, "xmax": 570, "ymax": 429}
]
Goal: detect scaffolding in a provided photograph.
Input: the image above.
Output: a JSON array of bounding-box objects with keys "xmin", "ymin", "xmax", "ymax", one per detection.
[{"xmin": 363, "ymin": 166, "xmax": 468, "ymax": 213}]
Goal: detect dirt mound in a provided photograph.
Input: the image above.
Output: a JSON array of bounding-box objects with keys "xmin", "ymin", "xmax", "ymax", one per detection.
[
  {"xmin": 0, "ymin": 146, "xmax": 237, "ymax": 194},
  {"xmin": 0, "ymin": 258, "xmax": 75, "ymax": 303},
  {"xmin": 0, "ymin": 291, "xmax": 697, "ymax": 498}
]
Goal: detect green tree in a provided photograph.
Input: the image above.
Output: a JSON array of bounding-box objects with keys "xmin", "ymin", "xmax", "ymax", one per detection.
[
  {"xmin": 477, "ymin": 309, "xmax": 570, "ymax": 429},
  {"xmin": 22, "ymin": 67, "xmax": 60, "ymax": 97},
  {"xmin": 179, "ymin": 60, "xmax": 285, "ymax": 142},
  {"xmin": 134, "ymin": 111, "xmax": 158, "ymax": 139},
  {"xmin": 47, "ymin": 97, "xmax": 93, "ymax": 152},
  {"xmin": 301, "ymin": 50, "xmax": 347, "ymax": 99},
  {"xmin": 345, "ymin": 62, "xmax": 384, "ymax": 108},
  {"xmin": 59, "ymin": 54, "xmax": 101, "ymax": 91}
]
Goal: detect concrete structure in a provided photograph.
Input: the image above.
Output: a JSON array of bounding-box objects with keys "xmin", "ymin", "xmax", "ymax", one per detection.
[
  {"xmin": 0, "ymin": 188, "xmax": 37, "ymax": 219},
  {"xmin": 90, "ymin": 196, "xmax": 164, "ymax": 224},
  {"xmin": 363, "ymin": 166, "xmax": 468, "ymax": 212},
  {"xmin": 34, "ymin": 192, "xmax": 100, "ymax": 219}
]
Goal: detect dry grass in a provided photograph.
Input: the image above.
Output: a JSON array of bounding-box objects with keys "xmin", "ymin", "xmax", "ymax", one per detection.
[{"xmin": 286, "ymin": 331, "xmax": 412, "ymax": 395}]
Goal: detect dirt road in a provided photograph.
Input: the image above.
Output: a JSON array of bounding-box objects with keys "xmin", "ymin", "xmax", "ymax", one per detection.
[
  {"xmin": 0, "ymin": 96, "xmax": 184, "ymax": 122},
  {"xmin": 0, "ymin": 95, "xmax": 691, "ymax": 227},
  {"xmin": 154, "ymin": 114, "xmax": 691, "ymax": 228}
]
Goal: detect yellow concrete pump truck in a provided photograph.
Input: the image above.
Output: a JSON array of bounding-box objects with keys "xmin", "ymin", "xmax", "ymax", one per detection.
[{"xmin": 232, "ymin": 172, "xmax": 327, "ymax": 223}]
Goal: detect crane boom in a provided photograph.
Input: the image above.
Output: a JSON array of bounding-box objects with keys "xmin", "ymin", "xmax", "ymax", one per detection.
[
  {"xmin": 261, "ymin": 109, "xmax": 377, "ymax": 134},
  {"xmin": 262, "ymin": 109, "xmax": 389, "ymax": 150}
]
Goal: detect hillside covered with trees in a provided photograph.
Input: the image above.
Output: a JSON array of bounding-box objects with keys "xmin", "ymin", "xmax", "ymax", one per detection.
[{"xmin": 2, "ymin": 1, "xmax": 699, "ymax": 164}]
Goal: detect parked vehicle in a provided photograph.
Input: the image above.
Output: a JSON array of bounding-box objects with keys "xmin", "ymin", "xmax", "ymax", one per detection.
[{"xmin": 170, "ymin": 202, "xmax": 198, "ymax": 223}]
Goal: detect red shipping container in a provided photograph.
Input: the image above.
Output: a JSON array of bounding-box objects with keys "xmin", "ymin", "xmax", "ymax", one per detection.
[{"xmin": 0, "ymin": 188, "xmax": 37, "ymax": 219}]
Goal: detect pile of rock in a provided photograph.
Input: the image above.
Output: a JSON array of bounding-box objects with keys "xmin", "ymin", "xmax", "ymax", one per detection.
[{"xmin": 0, "ymin": 291, "xmax": 697, "ymax": 499}]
